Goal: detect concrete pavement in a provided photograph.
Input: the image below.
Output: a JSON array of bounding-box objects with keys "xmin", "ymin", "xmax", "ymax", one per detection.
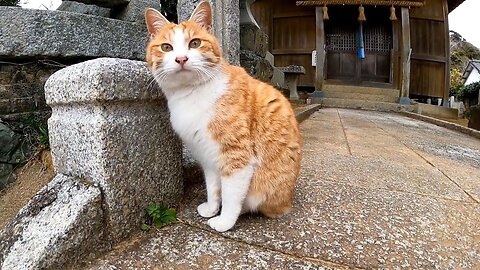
[{"xmin": 85, "ymin": 108, "xmax": 480, "ymax": 269}]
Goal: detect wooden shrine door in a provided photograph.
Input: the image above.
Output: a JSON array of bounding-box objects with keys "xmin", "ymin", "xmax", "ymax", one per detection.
[{"xmin": 325, "ymin": 6, "xmax": 392, "ymax": 84}]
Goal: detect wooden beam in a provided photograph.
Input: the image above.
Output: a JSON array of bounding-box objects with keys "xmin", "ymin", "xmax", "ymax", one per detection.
[
  {"xmin": 400, "ymin": 7, "xmax": 411, "ymax": 101},
  {"xmin": 297, "ymin": 0, "xmax": 425, "ymax": 7},
  {"xmin": 443, "ymin": 0, "xmax": 451, "ymax": 106},
  {"xmin": 392, "ymin": 19, "xmax": 400, "ymax": 89},
  {"xmin": 315, "ymin": 6, "xmax": 326, "ymax": 90}
]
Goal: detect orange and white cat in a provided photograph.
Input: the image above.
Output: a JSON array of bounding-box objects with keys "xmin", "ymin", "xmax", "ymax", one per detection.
[{"xmin": 145, "ymin": 1, "xmax": 302, "ymax": 232}]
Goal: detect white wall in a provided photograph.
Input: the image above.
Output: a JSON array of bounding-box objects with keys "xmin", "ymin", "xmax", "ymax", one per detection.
[{"xmin": 465, "ymin": 68, "xmax": 480, "ymax": 85}]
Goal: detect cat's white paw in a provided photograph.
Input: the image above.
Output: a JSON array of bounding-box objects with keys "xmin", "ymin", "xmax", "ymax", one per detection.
[
  {"xmin": 197, "ymin": 202, "xmax": 219, "ymax": 218},
  {"xmin": 207, "ymin": 216, "xmax": 236, "ymax": 232}
]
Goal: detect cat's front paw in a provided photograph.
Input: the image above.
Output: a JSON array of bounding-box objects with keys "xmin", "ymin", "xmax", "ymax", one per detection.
[
  {"xmin": 197, "ymin": 202, "xmax": 219, "ymax": 218},
  {"xmin": 207, "ymin": 216, "xmax": 235, "ymax": 232}
]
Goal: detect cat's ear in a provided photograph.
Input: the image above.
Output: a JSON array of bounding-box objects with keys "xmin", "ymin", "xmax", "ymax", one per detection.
[
  {"xmin": 145, "ymin": 8, "xmax": 170, "ymax": 37},
  {"xmin": 189, "ymin": 1, "xmax": 213, "ymax": 32}
]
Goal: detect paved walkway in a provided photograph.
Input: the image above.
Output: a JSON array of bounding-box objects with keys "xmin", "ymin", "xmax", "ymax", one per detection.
[{"xmin": 86, "ymin": 108, "xmax": 480, "ymax": 269}]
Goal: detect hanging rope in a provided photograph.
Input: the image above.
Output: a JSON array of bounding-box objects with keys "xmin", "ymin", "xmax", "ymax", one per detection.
[
  {"xmin": 296, "ymin": 0, "xmax": 424, "ymax": 7},
  {"xmin": 323, "ymin": 5, "xmax": 329, "ymax": 20},
  {"xmin": 358, "ymin": 5, "xmax": 366, "ymax": 21},
  {"xmin": 389, "ymin": 5, "xmax": 398, "ymax": 20}
]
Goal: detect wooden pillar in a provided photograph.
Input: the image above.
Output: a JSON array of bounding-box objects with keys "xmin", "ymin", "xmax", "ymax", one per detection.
[
  {"xmin": 443, "ymin": 0, "xmax": 451, "ymax": 107},
  {"xmin": 315, "ymin": 6, "xmax": 326, "ymax": 91},
  {"xmin": 400, "ymin": 7, "xmax": 411, "ymax": 104}
]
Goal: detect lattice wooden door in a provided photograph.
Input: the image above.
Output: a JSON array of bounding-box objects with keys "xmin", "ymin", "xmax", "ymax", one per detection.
[{"xmin": 325, "ymin": 7, "xmax": 392, "ymax": 84}]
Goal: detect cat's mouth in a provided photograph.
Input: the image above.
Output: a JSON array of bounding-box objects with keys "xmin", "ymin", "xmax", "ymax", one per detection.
[{"xmin": 176, "ymin": 68, "xmax": 192, "ymax": 73}]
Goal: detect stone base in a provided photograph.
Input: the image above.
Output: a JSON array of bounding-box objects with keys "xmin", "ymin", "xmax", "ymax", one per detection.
[
  {"xmin": 0, "ymin": 174, "xmax": 106, "ymax": 269},
  {"xmin": 399, "ymin": 97, "xmax": 411, "ymax": 105}
]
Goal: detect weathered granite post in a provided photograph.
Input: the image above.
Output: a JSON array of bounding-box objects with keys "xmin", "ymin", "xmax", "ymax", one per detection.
[
  {"xmin": 177, "ymin": 0, "xmax": 240, "ymax": 65},
  {"xmin": 239, "ymin": 0, "xmax": 273, "ymax": 83},
  {"xmin": 0, "ymin": 58, "xmax": 183, "ymax": 269}
]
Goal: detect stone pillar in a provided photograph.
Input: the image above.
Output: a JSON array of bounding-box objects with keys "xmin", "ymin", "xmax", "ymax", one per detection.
[
  {"xmin": 177, "ymin": 0, "xmax": 240, "ymax": 65},
  {"xmin": 239, "ymin": 0, "xmax": 273, "ymax": 83},
  {"xmin": 46, "ymin": 58, "xmax": 183, "ymax": 239},
  {"xmin": 0, "ymin": 58, "xmax": 183, "ymax": 269}
]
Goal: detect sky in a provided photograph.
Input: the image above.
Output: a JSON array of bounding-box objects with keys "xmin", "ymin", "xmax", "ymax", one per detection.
[
  {"xmin": 19, "ymin": 0, "xmax": 480, "ymax": 49},
  {"xmin": 448, "ymin": 0, "xmax": 480, "ymax": 48}
]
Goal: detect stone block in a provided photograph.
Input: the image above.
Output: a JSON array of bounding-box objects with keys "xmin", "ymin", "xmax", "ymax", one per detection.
[
  {"xmin": 0, "ymin": 99, "xmax": 10, "ymax": 114},
  {"xmin": 57, "ymin": 1, "xmax": 111, "ymax": 17},
  {"xmin": 115, "ymin": 0, "xmax": 161, "ymax": 23},
  {"xmin": 177, "ymin": 0, "xmax": 200, "ymax": 24},
  {"xmin": 240, "ymin": 50, "xmax": 273, "ymax": 83},
  {"xmin": 1, "ymin": 84, "xmax": 36, "ymax": 99},
  {"xmin": 45, "ymin": 58, "xmax": 183, "ymax": 240},
  {"xmin": 0, "ymin": 122, "xmax": 21, "ymax": 163},
  {"xmin": 0, "ymin": 174, "xmax": 105, "ymax": 269},
  {"xmin": 9, "ymin": 97, "xmax": 37, "ymax": 114},
  {"xmin": 177, "ymin": 0, "xmax": 240, "ymax": 65},
  {"xmin": 0, "ymin": 163, "xmax": 15, "ymax": 190},
  {"xmin": 69, "ymin": 0, "xmax": 129, "ymax": 8},
  {"xmin": 414, "ymin": 103, "xmax": 459, "ymax": 119},
  {"xmin": 271, "ymin": 66, "xmax": 286, "ymax": 90},
  {"xmin": 0, "ymin": 7, "xmax": 147, "ymax": 60},
  {"xmin": 0, "ymin": 72, "xmax": 12, "ymax": 84},
  {"xmin": 278, "ymin": 65, "xmax": 306, "ymax": 75},
  {"xmin": 240, "ymin": 24, "xmax": 267, "ymax": 58}
]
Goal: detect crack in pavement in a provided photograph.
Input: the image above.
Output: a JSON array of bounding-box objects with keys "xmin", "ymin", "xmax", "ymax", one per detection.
[
  {"xmin": 178, "ymin": 219, "xmax": 365, "ymax": 270},
  {"xmin": 336, "ymin": 109, "xmax": 353, "ymax": 156}
]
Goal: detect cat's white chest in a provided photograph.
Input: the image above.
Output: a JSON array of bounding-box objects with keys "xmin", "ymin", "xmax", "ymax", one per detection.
[{"xmin": 165, "ymin": 76, "xmax": 228, "ymax": 169}]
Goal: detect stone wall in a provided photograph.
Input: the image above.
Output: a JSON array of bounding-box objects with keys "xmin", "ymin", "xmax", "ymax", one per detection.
[
  {"xmin": 0, "ymin": 3, "xmax": 152, "ymax": 188},
  {"xmin": 0, "ymin": 61, "xmax": 62, "ymax": 117},
  {"xmin": 177, "ymin": 0, "xmax": 240, "ymax": 65}
]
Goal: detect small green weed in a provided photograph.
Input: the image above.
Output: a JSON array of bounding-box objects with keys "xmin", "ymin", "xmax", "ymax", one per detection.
[
  {"xmin": 22, "ymin": 113, "xmax": 49, "ymax": 150},
  {"xmin": 142, "ymin": 204, "xmax": 177, "ymax": 231}
]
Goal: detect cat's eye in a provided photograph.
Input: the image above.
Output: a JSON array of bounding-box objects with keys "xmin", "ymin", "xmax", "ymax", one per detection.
[
  {"xmin": 189, "ymin": 39, "xmax": 201, "ymax": 49},
  {"xmin": 160, "ymin": 43, "xmax": 173, "ymax": 52}
]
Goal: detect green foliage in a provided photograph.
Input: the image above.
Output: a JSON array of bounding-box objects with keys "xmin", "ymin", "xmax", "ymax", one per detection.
[
  {"xmin": 142, "ymin": 204, "xmax": 177, "ymax": 231},
  {"xmin": 22, "ymin": 113, "xmax": 49, "ymax": 150},
  {"xmin": 0, "ymin": 0, "xmax": 19, "ymax": 6},
  {"xmin": 457, "ymin": 82, "xmax": 480, "ymax": 101},
  {"xmin": 450, "ymin": 44, "xmax": 480, "ymax": 73},
  {"xmin": 449, "ymin": 32, "xmax": 480, "ymax": 96},
  {"xmin": 449, "ymin": 67, "xmax": 463, "ymax": 96}
]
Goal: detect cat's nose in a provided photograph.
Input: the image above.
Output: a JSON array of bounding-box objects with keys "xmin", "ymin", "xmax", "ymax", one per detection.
[{"xmin": 175, "ymin": 56, "xmax": 189, "ymax": 67}]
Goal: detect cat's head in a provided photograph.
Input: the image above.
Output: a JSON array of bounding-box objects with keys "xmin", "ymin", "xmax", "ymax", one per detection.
[{"xmin": 145, "ymin": 1, "xmax": 222, "ymax": 89}]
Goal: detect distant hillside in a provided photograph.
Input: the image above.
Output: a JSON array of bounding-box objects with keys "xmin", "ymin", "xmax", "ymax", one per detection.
[{"xmin": 450, "ymin": 30, "xmax": 480, "ymax": 90}]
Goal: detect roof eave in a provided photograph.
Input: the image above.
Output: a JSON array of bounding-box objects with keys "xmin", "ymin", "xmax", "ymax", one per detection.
[{"xmin": 448, "ymin": 0, "xmax": 465, "ymax": 13}]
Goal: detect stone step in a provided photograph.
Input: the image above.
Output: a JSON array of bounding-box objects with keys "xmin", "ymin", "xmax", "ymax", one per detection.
[
  {"xmin": 323, "ymin": 84, "xmax": 400, "ymax": 97},
  {"xmin": 315, "ymin": 97, "xmax": 414, "ymax": 113},
  {"xmin": 413, "ymin": 103, "xmax": 459, "ymax": 119},
  {"xmin": 322, "ymin": 91, "xmax": 398, "ymax": 103}
]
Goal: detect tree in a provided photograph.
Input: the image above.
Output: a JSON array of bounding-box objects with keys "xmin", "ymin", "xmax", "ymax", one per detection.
[
  {"xmin": 0, "ymin": 0, "xmax": 19, "ymax": 6},
  {"xmin": 449, "ymin": 30, "xmax": 480, "ymax": 98}
]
